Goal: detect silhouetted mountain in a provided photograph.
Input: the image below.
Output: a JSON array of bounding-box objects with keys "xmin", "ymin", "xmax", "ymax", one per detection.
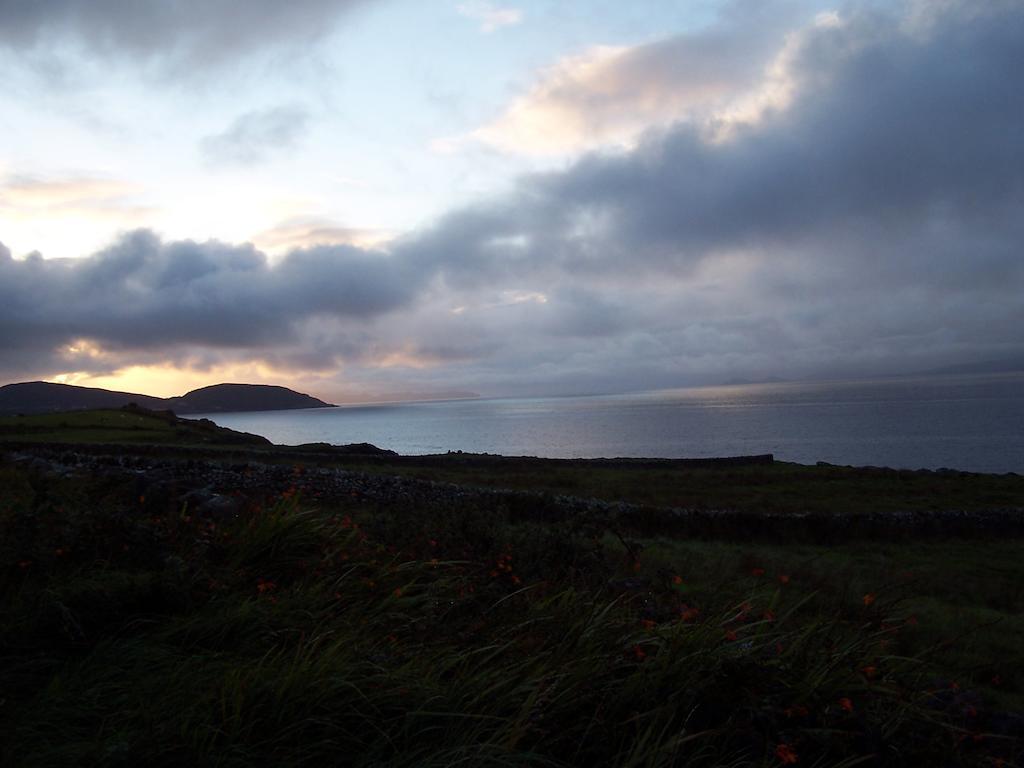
[
  {"xmin": 0, "ymin": 381, "xmax": 334, "ymax": 415},
  {"xmin": 171, "ymin": 383, "xmax": 333, "ymax": 413}
]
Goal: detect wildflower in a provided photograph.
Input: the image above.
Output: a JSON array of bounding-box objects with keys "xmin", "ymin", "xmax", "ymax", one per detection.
[
  {"xmin": 17, "ymin": 560, "xmax": 32, "ymax": 569},
  {"xmin": 991, "ymin": 674, "xmax": 1002, "ymax": 686},
  {"xmin": 393, "ymin": 588, "xmax": 403, "ymax": 598},
  {"xmin": 630, "ymin": 645, "xmax": 647, "ymax": 661},
  {"xmin": 752, "ymin": 567, "xmax": 766, "ymax": 577},
  {"xmin": 839, "ymin": 697, "xmax": 854, "ymax": 713},
  {"xmin": 906, "ymin": 615, "xmax": 919, "ymax": 627},
  {"xmin": 680, "ymin": 606, "xmax": 700, "ymax": 622},
  {"xmin": 672, "ymin": 575, "xmax": 683, "ymax": 586},
  {"xmin": 762, "ymin": 610, "xmax": 776, "ymax": 622},
  {"xmin": 256, "ymin": 578, "xmax": 277, "ymax": 594},
  {"xmin": 775, "ymin": 743, "xmax": 799, "ymax": 764},
  {"xmin": 861, "ymin": 665, "xmax": 878, "ymax": 680},
  {"xmin": 511, "ymin": 575, "xmax": 521, "ymax": 585},
  {"xmin": 863, "ymin": 593, "xmax": 877, "ymax": 606},
  {"xmin": 778, "ymin": 574, "xmax": 790, "ymax": 585},
  {"xmin": 724, "ymin": 629, "xmax": 738, "ymax": 641},
  {"xmin": 641, "ymin": 619, "xmax": 657, "ymax": 630},
  {"xmin": 783, "ymin": 705, "xmax": 809, "ymax": 719},
  {"xmin": 138, "ymin": 495, "xmax": 145, "ymax": 504}
]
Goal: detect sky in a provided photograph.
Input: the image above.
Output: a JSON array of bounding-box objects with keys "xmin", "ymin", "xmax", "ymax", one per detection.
[{"xmin": 1, "ymin": 0, "xmax": 1022, "ymax": 402}]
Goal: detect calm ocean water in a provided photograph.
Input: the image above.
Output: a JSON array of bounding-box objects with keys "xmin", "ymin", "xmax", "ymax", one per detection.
[{"xmin": 196, "ymin": 373, "xmax": 1024, "ymax": 474}]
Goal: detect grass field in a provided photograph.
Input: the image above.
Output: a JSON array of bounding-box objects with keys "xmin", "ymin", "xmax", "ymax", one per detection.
[
  {"xmin": 0, "ymin": 408, "xmax": 267, "ymax": 446},
  {"xmin": 2, "ymin": 441, "xmax": 1021, "ymax": 767}
]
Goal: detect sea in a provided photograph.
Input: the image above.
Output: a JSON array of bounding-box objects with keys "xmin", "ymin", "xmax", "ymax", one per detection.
[{"xmin": 194, "ymin": 372, "xmax": 1024, "ymax": 474}]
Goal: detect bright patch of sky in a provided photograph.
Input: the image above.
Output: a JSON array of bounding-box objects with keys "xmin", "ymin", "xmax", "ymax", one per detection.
[{"xmin": 0, "ymin": 0, "xmax": 737, "ymax": 261}]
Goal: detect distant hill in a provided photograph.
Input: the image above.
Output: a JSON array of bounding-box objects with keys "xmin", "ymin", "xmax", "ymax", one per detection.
[
  {"xmin": 919, "ymin": 357, "xmax": 1024, "ymax": 376},
  {"xmin": 0, "ymin": 381, "xmax": 334, "ymax": 416}
]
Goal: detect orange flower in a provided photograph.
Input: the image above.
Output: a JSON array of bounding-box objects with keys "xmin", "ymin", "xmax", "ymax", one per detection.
[
  {"xmin": 775, "ymin": 743, "xmax": 799, "ymax": 764},
  {"xmin": 839, "ymin": 697, "xmax": 854, "ymax": 713},
  {"xmin": 861, "ymin": 665, "xmax": 878, "ymax": 679},
  {"xmin": 863, "ymin": 593, "xmax": 877, "ymax": 606}
]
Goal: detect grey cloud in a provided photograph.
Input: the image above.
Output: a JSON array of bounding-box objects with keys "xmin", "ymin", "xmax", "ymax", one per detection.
[
  {"xmin": 0, "ymin": 0, "xmax": 371, "ymax": 67},
  {"xmin": 201, "ymin": 107, "xmax": 310, "ymax": 167},
  {"xmin": 0, "ymin": 229, "xmax": 418, "ymax": 377},
  {"xmin": 4, "ymin": 1, "xmax": 1024, "ymax": 395}
]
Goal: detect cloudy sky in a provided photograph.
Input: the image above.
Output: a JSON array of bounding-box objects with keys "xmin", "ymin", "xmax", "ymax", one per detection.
[{"xmin": 1, "ymin": 0, "xmax": 1022, "ymax": 401}]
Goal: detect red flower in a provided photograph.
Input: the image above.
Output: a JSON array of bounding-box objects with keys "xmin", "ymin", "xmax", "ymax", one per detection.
[
  {"xmin": 839, "ymin": 697, "xmax": 854, "ymax": 713},
  {"xmin": 863, "ymin": 593, "xmax": 877, "ymax": 606},
  {"xmin": 775, "ymin": 743, "xmax": 799, "ymax": 764},
  {"xmin": 778, "ymin": 574, "xmax": 790, "ymax": 585},
  {"xmin": 641, "ymin": 619, "xmax": 657, "ymax": 630},
  {"xmin": 752, "ymin": 567, "xmax": 766, "ymax": 577},
  {"xmin": 724, "ymin": 629, "xmax": 738, "ymax": 641},
  {"xmin": 861, "ymin": 665, "xmax": 878, "ymax": 680},
  {"xmin": 672, "ymin": 575, "xmax": 683, "ymax": 586}
]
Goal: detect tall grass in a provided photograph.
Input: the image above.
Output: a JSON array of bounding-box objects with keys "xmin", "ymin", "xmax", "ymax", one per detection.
[{"xmin": 1, "ymin": 466, "xmax": 1020, "ymax": 766}]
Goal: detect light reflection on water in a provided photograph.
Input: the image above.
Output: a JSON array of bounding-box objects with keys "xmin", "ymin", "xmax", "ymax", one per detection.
[{"xmin": 194, "ymin": 373, "xmax": 1024, "ymax": 473}]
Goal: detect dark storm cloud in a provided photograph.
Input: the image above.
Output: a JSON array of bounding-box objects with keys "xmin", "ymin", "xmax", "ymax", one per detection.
[
  {"xmin": 0, "ymin": 0, "xmax": 370, "ymax": 66},
  {"xmin": 0, "ymin": 230, "xmax": 416, "ymax": 374},
  {"xmin": 201, "ymin": 106, "xmax": 310, "ymax": 166}
]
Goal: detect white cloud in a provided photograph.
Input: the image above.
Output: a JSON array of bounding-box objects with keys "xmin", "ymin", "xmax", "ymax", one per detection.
[
  {"xmin": 450, "ymin": 11, "xmax": 839, "ymax": 156},
  {"xmin": 456, "ymin": 1, "xmax": 523, "ymax": 33}
]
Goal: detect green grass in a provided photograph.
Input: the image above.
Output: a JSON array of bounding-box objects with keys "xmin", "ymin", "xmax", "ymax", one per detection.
[
  {"xmin": 0, "ymin": 408, "xmax": 265, "ymax": 447},
  {"xmin": 1, "ymin": 462, "xmax": 1021, "ymax": 767},
  {"xmin": 341, "ymin": 458, "xmax": 1024, "ymax": 515}
]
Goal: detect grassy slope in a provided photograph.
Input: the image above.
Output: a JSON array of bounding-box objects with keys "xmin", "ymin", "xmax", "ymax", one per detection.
[
  {"xmin": 0, "ymin": 408, "xmax": 267, "ymax": 446},
  {"xmin": 1, "ymin": 415, "xmax": 1022, "ymax": 765}
]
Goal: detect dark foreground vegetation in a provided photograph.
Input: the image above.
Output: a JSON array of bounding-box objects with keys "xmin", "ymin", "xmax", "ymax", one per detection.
[{"xmin": 1, "ymin": 409, "xmax": 1022, "ymax": 766}]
